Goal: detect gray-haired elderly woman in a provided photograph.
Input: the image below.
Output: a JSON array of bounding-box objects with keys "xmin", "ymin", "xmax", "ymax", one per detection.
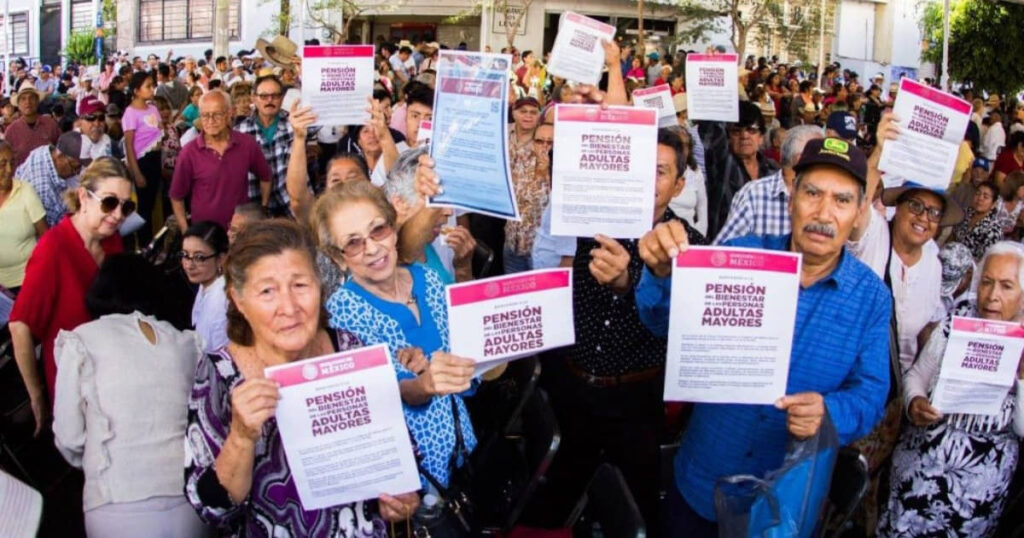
[
  {"xmin": 878, "ymin": 241, "xmax": 1024, "ymax": 537},
  {"xmin": 383, "ymin": 147, "xmax": 476, "ymax": 283}
]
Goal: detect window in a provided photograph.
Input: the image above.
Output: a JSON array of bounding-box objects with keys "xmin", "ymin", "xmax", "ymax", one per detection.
[
  {"xmin": 71, "ymin": 1, "xmax": 95, "ymax": 33},
  {"xmin": 0, "ymin": 13, "xmax": 29, "ymax": 55},
  {"xmin": 138, "ymin": 0, "xmax": 240, "ymax": 43}
]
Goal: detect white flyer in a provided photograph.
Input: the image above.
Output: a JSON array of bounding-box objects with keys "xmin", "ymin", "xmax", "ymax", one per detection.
[
  {"xmin": 301, "ymin": 45, "xmax": 375, "ymax": 127},
  {"xmin": 264, "ymin": 344, "xmax": 420, "ymax": 510},
  {"xmin": 546, "ymin": 11, "xmax": 616, "ymax": 86},
  {"xmin": 418, "ymin": 120, "xmax": 432, "ymax": 146},
  {"xmin": 685, "ymin": 53, "xmax": 739, "ymax": 122},
  {"xmin": 930, "ymin": 317, "xmax": 1024, "ymax": 416},
  {"xmin": 632, "ymin": 84, "xmax": 677, "ymax": 128},
  {"xmin": 551, "ymin": 104, "xmax": 658, "ymax": 238},
  {"xmin": 665, "ymin": 246, "xmax": 801, "ymax": 404},
  {"xmin": 447, "ymin": 268, "xmax": 575, "ymax": 375},
  {"xmin": 878, "ymin": 78, "xmax": 972, "ymax": 190}
]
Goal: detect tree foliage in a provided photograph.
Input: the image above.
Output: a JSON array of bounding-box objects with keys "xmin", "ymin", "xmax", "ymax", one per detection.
[
  {"xmin": 674, "ymin": 0, "xmax": 778, "ymax": 60},
  {"xmin": 63, "ymin": 31, "xmax": 97, "ymax": 64}
]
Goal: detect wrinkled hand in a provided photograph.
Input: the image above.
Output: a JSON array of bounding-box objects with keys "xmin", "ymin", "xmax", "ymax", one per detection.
[
  {"xmin": 419, "ymin": 352, "xmax": 475, "ymax": 396},
  {"xmin": 30, "ymin": 393, "xmax": 50, "ymax": 438},
  {"xmin": 288, "ymin": 101, "xmax": 317, "ymax": 140},
  {"xmin": 589, "ymin": 234, "xmax": 631, "ymax": 293},
  {"xmin": 908, "ymin": 396, "xmax": 942, "ymax": 427},
  {"xmin": 445, "ymin": 226, "xmax": 476, "ymax": 264},
  {"xmin": 775, "ymin": 392, "xmax": 825, "ymax": 439},
  {"xmin": 378, "ymin": 492, "xmax": 420, "ymax": 522},
  {"xmin": 414, "ymin": 154, "xmax": 442, "ymax": 199},
  {"xmin": 602, "ymin": 39, "xmax": 620, "ymax": 69},
  {"xmin": 637, "ymin": 221, "xmax": 690, "ymax": 278},
  {"xmin": 397, "ymin": 346, "xmax": 428, "ymax": 375},
  {"xmin": 230, "ymin": 378, "xmax": 280, "ymax": 442}
]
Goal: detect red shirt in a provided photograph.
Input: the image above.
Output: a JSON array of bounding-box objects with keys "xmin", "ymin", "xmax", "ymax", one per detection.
[
  {"xmin": 994, "ymin": 148, "xmax": 1024, "ymax": 177},
  {"xmin": 7, "ymin": 115, "xmax": 60, "ymax": 168},
  {"xmin": 169, "ymin": 130, "xmax": 272, "ymax": 228},
  {"xmin": 9, "ymin": 216, "xmax": 123, "ymax": 400}
]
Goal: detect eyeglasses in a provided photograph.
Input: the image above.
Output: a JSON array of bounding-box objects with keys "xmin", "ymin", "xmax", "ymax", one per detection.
[
  {"xmin": 87, "ymin": 190, "xmax": 136, "ymax": 216},
  {"xmin": 533, "ymin": 138, "xmax": 554, "ymax": 148},
  {"xmin": 727, "ymin": 126, "xmax": 761, "ymax": 136},
  {"xmin": 902, "ymin": 198, "xmax": 943, "ymax": 223},
  {"xmin": 339, "ymin": 222, "xmax": 394, "ymax": 257},
  {"xmin": 177, "ymin": 251, "xmax": 217, "ymax": 264},
  {"xmin": 199, "ymin": 111, "xmax": 227, "ymax": 122},
  {"xmin": 254, "ymin": 92, "xmax": 283, "ymax": 101},
  {"xmin": 81, "ymin": 113, "xmax": 105, "ymax": 122}
]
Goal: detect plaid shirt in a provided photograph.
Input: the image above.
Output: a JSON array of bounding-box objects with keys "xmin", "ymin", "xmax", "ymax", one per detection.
[
  {"xmin": 714, "ymin": 169, "xmax": 791, "ymax": 245},
  {"xmin": 16, "ymin": 145, "xmax": 66, "ymax": 226},
  {"xmin": 235, "ymin": 112, "xmax": 294, "ymax": 216}
]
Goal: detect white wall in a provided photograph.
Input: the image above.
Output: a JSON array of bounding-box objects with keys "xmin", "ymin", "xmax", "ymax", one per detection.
[
  {"xmin": 889, "ymin": 0, "xmax": 923, "ymax": 68},
  {"xmin": 835, "ymin": 0, "xmax": 874, "ymax": 61}
]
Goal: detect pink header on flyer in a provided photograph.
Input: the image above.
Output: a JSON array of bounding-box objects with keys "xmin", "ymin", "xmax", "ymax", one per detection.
[
  {"xmin": 677, "ymin": 248, "xmax": 800, "ymax": 273},
  {"xmin": 952, "ymin": 317, "xmax": 1024, "ymax": 337},
  {"xmin": 686, "ymin": 53, "xmax": 739, "ymax": 63},
  {"xmin": 265, "ymin": 345, "xmax": 390, "ymax": 388},
  {"xmin": 899, "ymin": 78, "xmax": 971, "ymax": 115},
  {"xmin": 304, "ymin": 45, "xmax": 375, "ymax": 58},
  {"xmin": 439, "ymin": 78, "xmax": 503, "ymax": 98},
  {"xmin": 556, "ymin": 105, "xmax": 657, "ymax": 126},
  {"xmin": 564, "ymin": 12, "xmax": 616, "ymax": 35},
  {"xmin": 633, "ymin": 84, "xmax": 670, "ymax": 97},
  {"xmin": 448, "ymin": 269, "xmax": 570, "ymax": 306}
]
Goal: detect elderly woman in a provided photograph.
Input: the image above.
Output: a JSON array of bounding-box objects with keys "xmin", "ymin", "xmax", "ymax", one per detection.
[
  {"xmin": 950, "ymin": 180, "xmax": 1003, "ymax": 259},
  {"xmin": 53, "ymin": 254, "xmax": 210, "ymax": 537},
  {"xmin": 384, "ymin": 148, "xmax": 475, "ymax": 284},
  {"xmin": 0, "ymin": 141, "xmax": 46, "ymax": 292},
  {"xmin": 182, "ymin": 221, "xmax": 230, "ymax": 353},
  {"xmin": 10, "ymin": 157, "xmax": 131, "ymax": 437},
  {"xmin": 184, "ymin": 219, "xmax": 418, "ymax": 536},
  {"xmin": 313, "ymin": 182, "xmax": 477, "ymax": 512},
  {"xmin": 877, "ymin": 242, "xmax": 1024, "ymax": 537}
]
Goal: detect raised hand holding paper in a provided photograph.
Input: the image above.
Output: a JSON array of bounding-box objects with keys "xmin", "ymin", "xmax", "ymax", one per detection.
[
  {"xmin": 930, "ymin": 317, "xmax": 1024, "ymax": 416},
  {"xmin": 264, "ymin": 345, "xmax": 420, "ymax": 510},
  {"xmin": 428, "ymin": 50, "xmax": 519, "ymax": 220},
  {"xmin": 878, "ymin": 78, "xmax": 971, "ymax": 190},
  {"xmin": 685, "ymin": 53, "xmax": 739, "ymax": 122},
  {"xmin": 546, "ymin": 12, "xmax": 616, "ymax": 86},
  {"xmin": 447, "ymin": 268, "xmax": 575, "ymax": 375},
  {"xmin": 633, "ymin": 84, "xmax": 677, "ymax": 128},
  {"xmin": 665, "ymin": 247, "xmax": 801, "ymax": 404},
  {"xmin": 550, "ymin": 104, "xmax": 658, "ymax": 238},
  {"xmin": 301, "ymin": 45, "xmax": 375, "ymax": 127}
]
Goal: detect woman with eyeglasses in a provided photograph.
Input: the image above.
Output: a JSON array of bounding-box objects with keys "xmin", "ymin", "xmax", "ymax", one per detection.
[
  {"xmin": 10, "ymin": 157, "xmax": 132, "ymax": 441},
  {"xmin": 52, "ymin": 254, "xmax": 212, "ymax": 537},
  {"xmin": 950, "ymin": 181, "xmax": 1004, "ymax": 260},
  {"xmin": 182, "ymin": 221, "xmax": 230, "ymax": 353},
  {"xmin": 312, "ymin": 182, "xmax": 478, "ymax": 521}
]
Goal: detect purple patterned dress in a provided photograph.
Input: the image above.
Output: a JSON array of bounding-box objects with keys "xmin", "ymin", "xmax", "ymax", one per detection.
[{"xmin": 183, "ymin": 331, "xmax": 390, "ymax": 537}]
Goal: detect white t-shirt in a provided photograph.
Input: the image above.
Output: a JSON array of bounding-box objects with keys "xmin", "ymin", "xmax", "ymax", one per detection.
[
  {"xmin": 668, "ymin": 167, "xmax": 708, "ymax": 237},
  {"xmin": 846, "ymin": 208, "xmax": 944, "ymax": 373},
  {"xmin": 191, "ymin": 275, "xmax": 229, "ymax": 353}
]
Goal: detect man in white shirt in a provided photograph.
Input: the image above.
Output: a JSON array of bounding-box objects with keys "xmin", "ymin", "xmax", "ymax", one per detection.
[
  {"xmin": 76, "ymin": 96, "xmax": 113, "ymax": 163},
  {"xmin": 389, "ymin": 46, "xmax": 414, "ymax": 86},
  {"xmin": 982, "ymin": 110, "xmax": 1006, "ymax": 160}
]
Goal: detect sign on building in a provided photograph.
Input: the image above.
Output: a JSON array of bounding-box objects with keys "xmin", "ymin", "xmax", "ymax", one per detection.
[{"xmin": 493, "ymin": 3, "xmax": 527, "ymax": 36}]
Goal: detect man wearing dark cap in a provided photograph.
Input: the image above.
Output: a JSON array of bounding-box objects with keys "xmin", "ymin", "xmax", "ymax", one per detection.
[
  {"xmin": 637, "ymin": 137, "xmax": 891, "ymax": 536},
  {"xmin": 77, "ymin": 96, "xmax": 112, "ymax": 161},
  {"xmin": 15, "ymin": 131, "xmax": 86, "ymax": 226},
  {"xmin": 699, "ymin": 99, "xmax": 780, "ymax": 240},
  {"xmin": 826, "ymin": 110, "xmax": 858, "ymax": 142}
]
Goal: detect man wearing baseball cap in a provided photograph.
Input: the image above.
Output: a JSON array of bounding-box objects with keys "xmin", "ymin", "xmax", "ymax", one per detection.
[
  {"xmin": 700, "ymin": 100, "xmax": 781, "ymax": 239},
  {"xmin": 636, "ymin": 136, "xmax": 891, "ymax": 536},
  {"xmin": 77, "ymin": 95, "xmax": 113, "ymax": 162}
]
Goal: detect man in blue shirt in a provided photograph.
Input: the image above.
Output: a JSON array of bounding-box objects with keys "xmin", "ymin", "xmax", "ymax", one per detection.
[{"xmin": 635, "ymin": 137, "xmax": 892, "ymax": 536}]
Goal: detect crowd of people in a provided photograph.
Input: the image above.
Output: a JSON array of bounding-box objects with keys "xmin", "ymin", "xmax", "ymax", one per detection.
[{"xmin": 4, "ymin": 27, "xmax": 1024, "ymax": 538}]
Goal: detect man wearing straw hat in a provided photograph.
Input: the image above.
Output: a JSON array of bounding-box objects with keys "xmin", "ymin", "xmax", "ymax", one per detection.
[{"xmin": 6, "ymin": 84, "xmax": 60, "ymax": 167}]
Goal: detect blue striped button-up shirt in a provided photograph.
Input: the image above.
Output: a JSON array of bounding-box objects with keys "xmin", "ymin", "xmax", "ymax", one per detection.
[{"xmin": 635, "ymin": 233, "xmax": 891, "ymax": 521}]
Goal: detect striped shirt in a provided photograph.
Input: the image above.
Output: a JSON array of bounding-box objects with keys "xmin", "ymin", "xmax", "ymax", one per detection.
[{"xmin": 714, "ymin": 170, "xmax": 791, "ymax": 245}]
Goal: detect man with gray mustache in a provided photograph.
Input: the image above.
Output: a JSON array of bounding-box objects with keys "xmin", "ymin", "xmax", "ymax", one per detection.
[{"xmin": 634, "ymin": 137, "xmax": 892, "ymax": 536}]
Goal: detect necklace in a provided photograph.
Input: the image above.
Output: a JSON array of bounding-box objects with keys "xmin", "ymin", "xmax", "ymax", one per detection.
[{"xmin": 394, "ymin": 270, "xmax": 417, "ymax": 305}]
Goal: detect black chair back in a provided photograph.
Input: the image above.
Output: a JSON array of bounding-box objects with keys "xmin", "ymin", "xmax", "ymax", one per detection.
[
  {"xmin": 568, "ymin": 463, "xmax": 647, "ymax": 538},
  {"xmin": 823, "ymin": 446, "xmax": 869, "ymax": 538}
]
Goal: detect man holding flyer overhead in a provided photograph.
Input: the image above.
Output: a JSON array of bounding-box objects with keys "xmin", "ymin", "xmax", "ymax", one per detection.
[{"xmin": 636, "ymin": 138, "xmax": 891, "ymax": 536}]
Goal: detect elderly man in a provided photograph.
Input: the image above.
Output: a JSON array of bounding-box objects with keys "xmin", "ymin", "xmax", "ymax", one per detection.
[
  {"xmin": 75, "ymin": 96, "xmax": 112, "ymax": 162},
  {"xmin": 7, "ymin": 85, "xmax": 61, "ymax": 167},
  {"xmin": 169, "ymin": 90, "xmax": 273, "ymax": 230},
  {"xmin": 700, "ymin": 100, "xmax": 781, "ymax": 239},
  {"xmin": 715, "ymin": 124, "xmax": 824, "ymax": 243},
  {"xmin": 236, "ymin": 75, "xmax": 303, "ymax": 217},
  {"xmin": 636, "ymin": 137, "xmax": 891, "ymax": 536},
  {"xmin": 15, "ymin": 131, "xmax": 85, "ymax": 226}
]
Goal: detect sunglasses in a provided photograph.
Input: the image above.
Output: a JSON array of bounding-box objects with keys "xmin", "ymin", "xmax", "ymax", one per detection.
[
  {"xmin": 87, "ymin": 190, "xmax": 136, "ymax": 216},
  {"xmin": 81, "ymin": 113, "xmax": 105, "ymax": 122},
  {"xmin": 339, "ymin": 222, "xmax": 394, "ymax": 257},
  {"xmin": 902, "ymin": 198, "xmax": 943, "ymax": 223}
]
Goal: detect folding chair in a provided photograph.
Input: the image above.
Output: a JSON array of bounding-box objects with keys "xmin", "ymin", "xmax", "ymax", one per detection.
[
  {"xmin": 822, "ymin": 446, "xmax": 869, "ymax": 538},
  {"xmin": 567, "ymin": 463, "xmax": 647, "ymax": 538}
]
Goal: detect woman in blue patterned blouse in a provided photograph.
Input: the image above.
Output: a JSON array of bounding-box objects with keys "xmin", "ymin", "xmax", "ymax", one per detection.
[{"xmin": 312, "ymin": 180, "xmax": 478, "ymax": 493}]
